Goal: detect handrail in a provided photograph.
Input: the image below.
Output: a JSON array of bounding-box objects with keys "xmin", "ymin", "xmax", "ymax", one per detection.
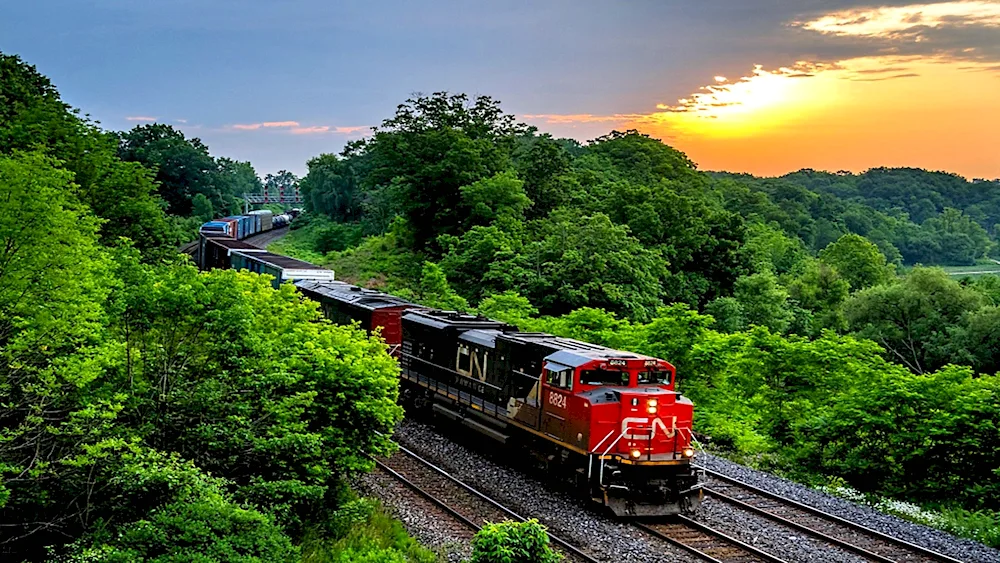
[{"xmin": 588, "ymin": 430, "xmax": 616, "ymax": 479}]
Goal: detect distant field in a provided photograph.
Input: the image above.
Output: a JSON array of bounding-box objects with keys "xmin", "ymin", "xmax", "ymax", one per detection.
[{"xmin": 938, "ymin": 265, "xmax": 1000, "ymax": 277}]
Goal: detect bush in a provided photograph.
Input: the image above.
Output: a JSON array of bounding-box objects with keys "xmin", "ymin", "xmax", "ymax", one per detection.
[{"xmin": 470, "ymin": 520, "xmax": 562, "ymax": 563}]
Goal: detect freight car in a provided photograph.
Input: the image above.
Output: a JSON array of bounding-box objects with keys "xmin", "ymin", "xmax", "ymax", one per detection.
[
  {"xmin": 198, "ymin": 209, "xmax": 288, "ymax": 241},
  {"xmin": 399, "ymin": 309, "xmax": 701, "ymax": 516},
  {"xmin": 295, "ymin": 280, "xmax": 418, "ymax": 354},
  {"xmin": 199, "ymin": 236, "xmax": 268, "ymax": 271},
  {"xmin": 229, "ymin": 251, "xmax": 335, "ymax": 288}
]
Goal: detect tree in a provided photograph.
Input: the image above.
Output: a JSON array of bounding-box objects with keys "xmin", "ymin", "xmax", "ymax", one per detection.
[
  {"xmin": 192, "ymin": 192, "xmax": 215, "ymax": 222},
  {"xmin": 705, "ymin": 297, "xmax": 745, "ymax": 333},
  {"xmin": 785, "ymin": 259, "xmax": 850, "ymax": 334},
  {"xmin": 503, "ymin": 212, "xmax": 667, "ymax": 321},
  {"xmin": 217, "ymin": 157, "xmax": 263, "ymax": 211},
  {"xmin": 399, "ymin": 262, "xmax": 469, "ymax": 311},
  {"xmin": 819, "ymin": 233, "xmax": 894, "ymax": 291},
  {"xmin": 60, "ymin": 450, "xmax": 298, "ymax": 562},
  {"xmin": 118, "ymin": 123, "xmax": 222, "ymax": 216},
  {"xmin": 1, "ymin": 53, "xmax": 177, "ymax": 259},
  {"xmin": 732, "ymin": 273, "xmax": 794, "ymax": 333},
  {"xmin": 0, "ymin": 152, "xmax": 115, "ymax": 556},
  {"xmin": 513, "ymin": 134, "xmax": 577, "ymax": 219},
  {"xmin": 300, "ymin": 153, "xmax": 361, "ymax": 222},
  {"xmin": 348, "ymin": 92, "xmax": 526, "ymax": 250},
  {"xmin": 460, "ymin": 170, "xmax": 531, "ymax": 228},
  {"xmin": 470, "ymin": 520, "xmax": 562, "ymax": 563},
  {"xmin": 846, "ymin": 267, "xmax": 986, "ymax": 373}
]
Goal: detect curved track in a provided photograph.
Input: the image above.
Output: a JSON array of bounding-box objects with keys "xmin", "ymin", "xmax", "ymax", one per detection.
[
  {"xmin": 375, "ymin": 444, "xmax": 602, "ymax": 563},
  {"xmin": 699, "ymin": 468, "xmax": 964, "ymax": 563},
  {"xmin": 241, "ymin": 226, "xmax": 289, "ymax": 248}
]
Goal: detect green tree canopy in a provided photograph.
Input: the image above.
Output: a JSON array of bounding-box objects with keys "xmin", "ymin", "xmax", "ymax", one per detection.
[{"xmin": 819, "ymin": 233, "xmax": 894, "ymax": 291}]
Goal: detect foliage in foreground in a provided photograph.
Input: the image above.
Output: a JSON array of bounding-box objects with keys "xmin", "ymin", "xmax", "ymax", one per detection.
[
  {"xmin": 470, "ymin": 520, "xmax": 561, "ymax": 563},
  {"xmin": 301, "ymin": 498, "xmax": 439, "ymax": 563},
  {"xmin": 0, "ymin": 153, "xmax": 404, "ymax": 559}
]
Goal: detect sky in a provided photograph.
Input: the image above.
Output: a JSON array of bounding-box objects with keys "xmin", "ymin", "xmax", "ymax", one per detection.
[{"xmin": 2, "ymin": 1, "xmax": 998, "ymax": 179}]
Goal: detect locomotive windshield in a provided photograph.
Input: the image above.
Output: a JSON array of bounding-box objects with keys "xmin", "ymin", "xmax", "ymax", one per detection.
[
  {"xmin": 580, "ymin": 368, "xmax": 630, "ymax": 386},
  {"xmin": 637, "ymin": 370, "xmax": 672, "ymax": 385}
]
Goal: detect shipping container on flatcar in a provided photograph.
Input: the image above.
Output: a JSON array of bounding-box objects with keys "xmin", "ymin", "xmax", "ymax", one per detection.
[
  {"xmin": 295, "ymin": 280, "xmax": 419, "ymax": 352},
  {"xmin": 200, "ymin": 220, "xmax": 237, "ymax": 239},
  {"xmin": 199, "ymin": 236, "xmax": 268, "ymax": 270},
  {"xmin": 248, "ymin": 209, "xmax": 273, "ymax": 231},
  {"xmin": 230, "ymin": 250, "xmax": 334, "ymax": 287}
]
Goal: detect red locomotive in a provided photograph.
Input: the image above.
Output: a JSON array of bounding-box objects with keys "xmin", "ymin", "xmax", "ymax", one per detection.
[
  {"xmin": 399, "ymin": 309, "xmax": 701, "ymax": 516},
  {"xmin": 288, "ymin": 279, "xmax": 702, "ymax": 516},
  {"xmin": 201, "ymin": 241, "xmax": 705, "ymax": 517}
]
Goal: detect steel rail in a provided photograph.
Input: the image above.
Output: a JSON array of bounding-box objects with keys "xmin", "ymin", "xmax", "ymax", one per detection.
[
  {"xmin": 698, "ymin": 466, "xmax": 964, "ymax": 563},
  {"xmin": 636, "ymin": 516, "xmax": 788, "ymax": 563},
  {"xmin": 379, "ymin": 443, "xmax": 601, "ymax": 563}
]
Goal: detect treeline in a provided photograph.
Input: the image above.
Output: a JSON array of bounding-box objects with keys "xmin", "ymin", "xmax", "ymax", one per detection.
[
  {"xmin": 1, "ymin": 53, "xmax": 407, "ymax": 561},
  {"xmin": 287, "ymin": 92, "xmax": 1000, "ymax": 543},
  {"xmin": 718, "ymin": 170, "xmax": 998, "ymax": 265}
]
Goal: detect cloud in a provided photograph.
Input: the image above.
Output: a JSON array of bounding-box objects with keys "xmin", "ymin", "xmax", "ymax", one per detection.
[
  {"xmin": 126, "ymin": 116, "xmax": 157, "ymax": 121},
  {"xmin": 174, "ymin": 118, "xmax": 188, "ymax": 123},
  {"xmin": 798, "ymin": 1, "xmax": 1000, "ymax": 39},
  {"xmin": 231, "ymin": 120, "xmax": 301, "ymax": 130},
  {"xmin": 228, "ymin": 120, "xmax": 369, "ymax": 135},
  {"xmin": 289, "ymin": 125, "xmax": 370, "ymax": 135},
  {"xmin": 792, "ymin": 1, "xmax": 1000, "ymax": 64},
  {"xmin": 850, "ymin": 72, "xmax": 922, "ymax": 81},
  {"xmin": 521, "ymin": 113, "xmax": 644, "ymax": 124}
]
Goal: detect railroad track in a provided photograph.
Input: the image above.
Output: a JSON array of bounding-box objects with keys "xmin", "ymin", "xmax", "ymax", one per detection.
[
  {"xmin": 636, "ymin": 518, "xmax": 787, "ymax": 563},
  {"xmin": 375, "ymin": 443, "xmax": 601, "ymax": 563},
  {"xmin": 242, "ymin": 226, "xmax": 289, "ymax": 248},
  {"xmin": 699, "ymin": 467, "xmax": 964, "ymax": 563}
]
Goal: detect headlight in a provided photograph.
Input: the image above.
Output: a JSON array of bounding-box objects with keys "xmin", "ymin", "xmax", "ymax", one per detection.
[
  {"xmin": 647, "ymin": 406, "xmax": 658, "ymax": 414},
  {"xmin": 648, "ymin": 398, "xmax": 658, "ymax": 407},
  {"xmin": 630, "ymin": 449, "xmax": 642, "ymax": 459},
  {"xmin": 682, "ymin": 447, "xmax": 695, "ymax": 458}
]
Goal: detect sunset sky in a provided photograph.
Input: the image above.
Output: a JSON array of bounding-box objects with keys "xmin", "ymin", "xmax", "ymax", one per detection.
[{"xmin": 2, "ymin": 1, "xmax": 997, "ymax": 178}]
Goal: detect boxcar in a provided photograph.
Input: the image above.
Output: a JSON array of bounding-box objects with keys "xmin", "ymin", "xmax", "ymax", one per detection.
[
  {"xmin": 295, "ymin": 280, "xmax": 419, "ymax": 352},
  {"xmin": 230, "ymin": 251, "xmax": 334, "ymax": 287},
  {"xmin": 248, "ymin": 209, "xmax": 273, "ymax": 231},
  {"xmin": 199, "ymin": 236, "xmax": 268, "ymax": 270}
]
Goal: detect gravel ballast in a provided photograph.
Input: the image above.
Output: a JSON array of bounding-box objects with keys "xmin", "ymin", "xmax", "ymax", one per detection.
[
  {"xmin": 697, "ymin": 452, "xmax": 1000, "ymax": 563},
  {"xmin": 360, "ymin": 418, "xmax": 998, "ymax": 563},
  {"xmin": 354, "ymin": 470, "xmax": 471, "ymax": 563},
  {"xmin": 393, "ymin": 419, "xmax": 699, "ymax": 563}
]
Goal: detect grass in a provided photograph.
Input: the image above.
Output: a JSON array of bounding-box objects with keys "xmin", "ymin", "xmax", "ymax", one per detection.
[
  {"xmin": 896, "ymin": 261, "xmax": 1000, "ymax": 278},
  {"xmin": 819, "ymin": 482, "xmax": 1000, "ymax": 548},
  {"xmin": 300, "ymin": 497, "xmax": 442, "ymax": 563}
]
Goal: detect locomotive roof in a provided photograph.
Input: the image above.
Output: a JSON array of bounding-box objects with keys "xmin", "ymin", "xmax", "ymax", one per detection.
[
  {"xmin": 497, "ymin": 331, "xmax": 656, "ymax": 368},
  {"xmin": 294, "ymin": 280, "xmax": 413, "ymax": 310},
  {"xmin": 459, "ymin": 329, "xmax": 503, "ymax": 347},
  {"xmin": 403, "ymin": 309, "xmax": 513, "ymax": 331}
]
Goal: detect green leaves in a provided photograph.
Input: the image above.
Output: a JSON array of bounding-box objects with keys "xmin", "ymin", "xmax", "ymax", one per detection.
[{"xmin": 470, "ymin": 520, "xmax": 562, "ymax": 563}]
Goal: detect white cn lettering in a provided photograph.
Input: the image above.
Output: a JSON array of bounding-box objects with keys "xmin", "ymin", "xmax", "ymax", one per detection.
[{"xmin": 621, "ymin": 416, "xmax": 676, "ymax": 439}]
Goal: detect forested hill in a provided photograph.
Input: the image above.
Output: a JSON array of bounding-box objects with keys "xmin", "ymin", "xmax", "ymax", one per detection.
[{"xmin": 712, "ymin": 168, "xmax": 1000, "ymax": 266}]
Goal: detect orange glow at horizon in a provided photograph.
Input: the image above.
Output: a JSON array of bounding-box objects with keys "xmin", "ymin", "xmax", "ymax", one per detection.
[{"xmin": 525, "ymin": 56, "xmax": 1000, "ymax": 179}]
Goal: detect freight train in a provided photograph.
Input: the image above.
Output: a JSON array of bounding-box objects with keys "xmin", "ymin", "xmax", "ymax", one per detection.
[{"xmin": 195, "ymin": 229, "xmax": 702, "ymax": 516}]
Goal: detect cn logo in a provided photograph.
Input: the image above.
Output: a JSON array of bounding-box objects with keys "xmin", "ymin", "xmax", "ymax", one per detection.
[{"xmin": 621, "ymin": 416, "xmax": 676, "ymax": 439}]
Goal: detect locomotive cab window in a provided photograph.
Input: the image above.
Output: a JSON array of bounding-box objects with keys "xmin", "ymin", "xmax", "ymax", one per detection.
[
  {"xmin": 638, "ymin": 370, "xmax": 672, "ymax": 385},
  {"xmin": 457, "ymin": 346, "xmax": 471, "ymax": 373},
  {"xmin": 545, "ymin": 368, "xmax": 573, "ymax": 390},
  {"xmin": 581, "ymin": 368, "xmax": 630, "ymax": 387}
]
